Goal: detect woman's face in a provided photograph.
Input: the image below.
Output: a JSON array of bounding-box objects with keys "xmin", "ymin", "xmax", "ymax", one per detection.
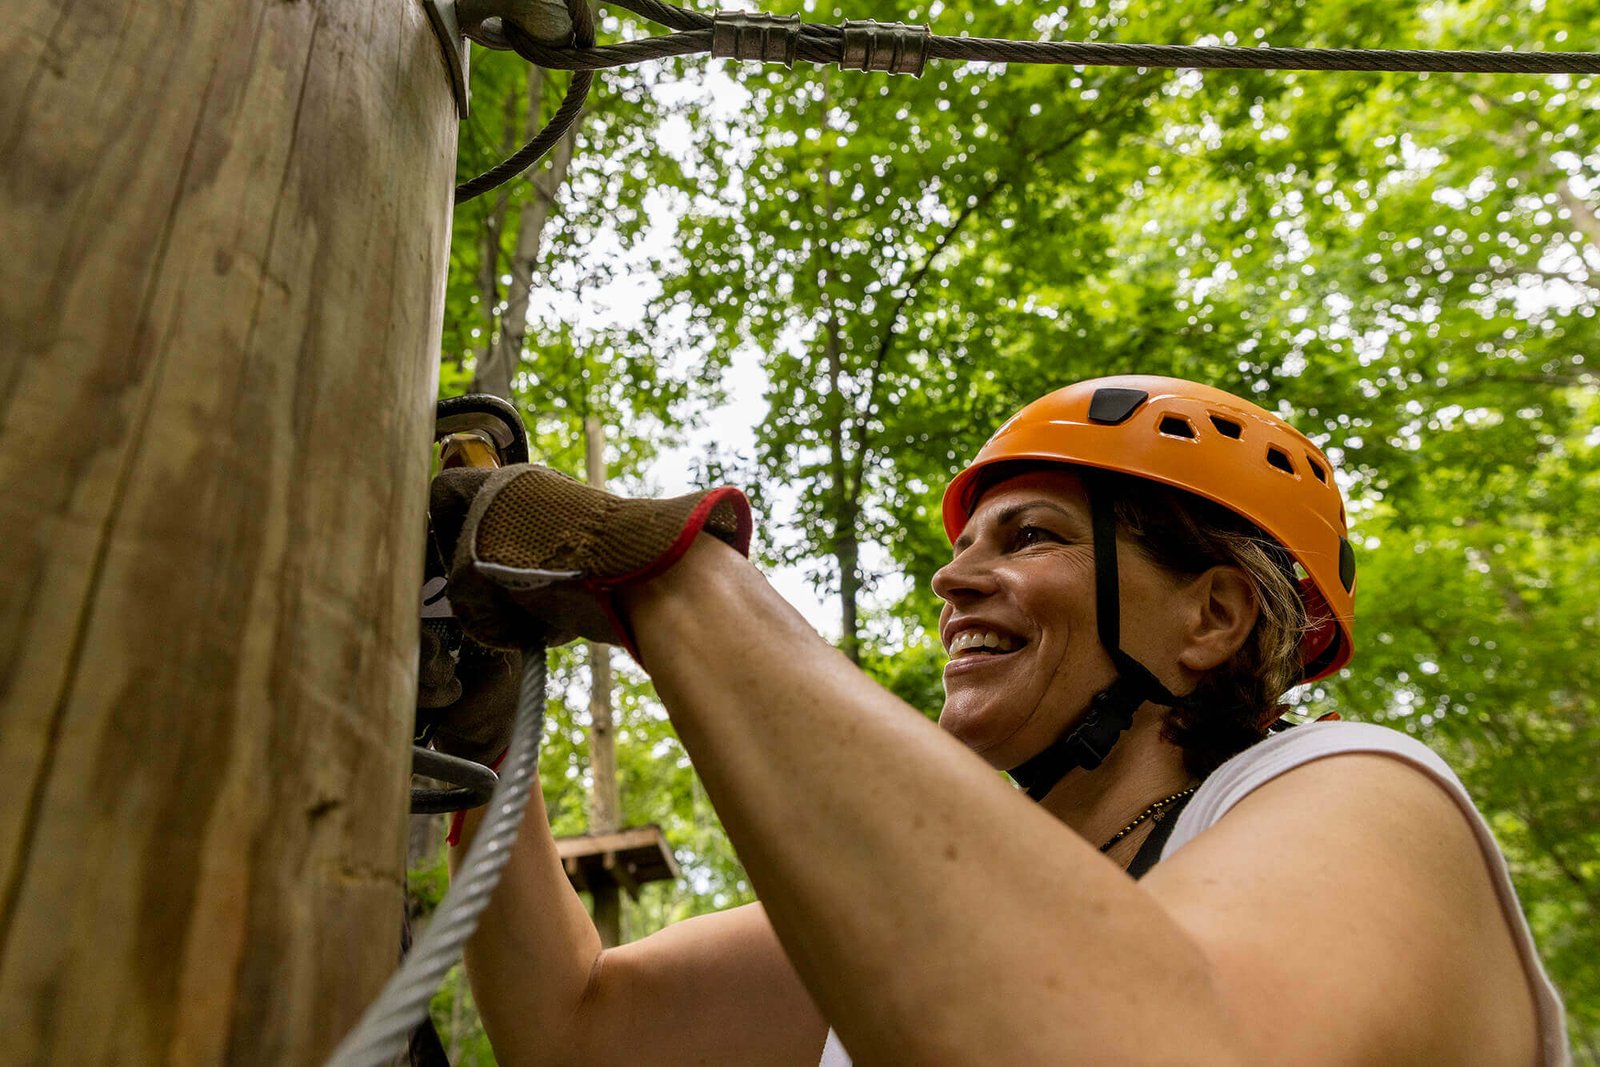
[{"xmin": 931, "ymin": 468, "xmax": 1185, "ymax": 768}]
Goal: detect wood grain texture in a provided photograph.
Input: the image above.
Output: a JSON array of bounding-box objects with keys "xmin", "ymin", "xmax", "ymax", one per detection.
[{"xmin": 0, "ymin": 0, "xmax": 457, "ymax": 1061}]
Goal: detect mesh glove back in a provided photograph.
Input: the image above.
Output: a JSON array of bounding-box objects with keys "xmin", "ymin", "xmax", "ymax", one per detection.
[{"xmin": 431, "ymin": 464, "xmax": 752, "ymax": 654}]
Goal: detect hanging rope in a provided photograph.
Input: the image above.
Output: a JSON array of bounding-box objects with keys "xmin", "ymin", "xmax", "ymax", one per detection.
[
  {"xmin": 455, "ymin": 0, "xmax": 599, "ymax": 203},
  {"xmin": 325, "ymin": 646, "xmax": 549, "ymax": 1067}
]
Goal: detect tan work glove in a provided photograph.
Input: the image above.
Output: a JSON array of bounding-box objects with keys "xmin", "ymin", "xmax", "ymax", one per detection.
[
  {"xmin": 429, "ymin": 464, "xmax": 753, "ymax": 657},
  {"xmin": 417, "ymin": 500, "xmax": 524, "ymax": 765},
  {"xmin": 428, "ymin": 639, "xmax": 523, "ymax": 766}
]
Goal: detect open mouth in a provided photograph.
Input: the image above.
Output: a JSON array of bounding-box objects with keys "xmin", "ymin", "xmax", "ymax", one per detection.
[{"xmin": 946, "ymin": 629, "xmax": 1026, "ymax": 659}]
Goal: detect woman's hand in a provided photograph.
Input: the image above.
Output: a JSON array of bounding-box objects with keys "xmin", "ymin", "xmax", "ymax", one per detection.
[{"xmin": 428, "ymin": 464, "xmax": 752, "ymax": 655}]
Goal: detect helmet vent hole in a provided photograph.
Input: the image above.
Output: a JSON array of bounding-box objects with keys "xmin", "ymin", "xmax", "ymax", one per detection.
[
  {"xmin": 1208, "ymin": 414, "xmax": 1243, "ymax": 439},
  {"xmin": 1158, "ymin": 415, "xmax": 1197, "ymax": 439},
  {"xmin": 1307, "ymin": 455, "xmax": 1328, "ymax": 484},
  {"xmin": 1267, "ymin": 447, "xmax": 1296, "ymax": 475}
]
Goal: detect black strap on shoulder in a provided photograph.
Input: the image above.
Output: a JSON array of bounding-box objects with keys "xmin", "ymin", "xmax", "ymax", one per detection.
[{"xmin": 1127, "ymin": 790, "xmax": 1195, "ymax": 881}]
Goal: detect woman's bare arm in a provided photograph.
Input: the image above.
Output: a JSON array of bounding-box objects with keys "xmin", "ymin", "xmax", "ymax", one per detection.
[
  {"xmin": 453, "ymin": 772, "xmax": 826, "ymax": 1067},
  {"xmin": 1143, "ymin": 752, "xmax": 1541, "ymax": 1066},
  {"xmin": 620, "ymin": 536, "xmax": 1541, "ymax": 1066}
]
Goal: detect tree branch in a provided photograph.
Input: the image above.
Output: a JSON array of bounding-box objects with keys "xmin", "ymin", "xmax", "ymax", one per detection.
[{"xmin": 847, "ymin": 71, "xmax": 1164, "ymax": 491}]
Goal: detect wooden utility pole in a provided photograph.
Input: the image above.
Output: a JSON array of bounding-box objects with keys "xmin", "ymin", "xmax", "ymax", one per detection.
[
  {"xmin": 0, "ymin": 2, "xmax": 457, "ymax": 1063},
  {"xmin": 583, "ymin": 414, "xmax": 623, "ymax": 946}
]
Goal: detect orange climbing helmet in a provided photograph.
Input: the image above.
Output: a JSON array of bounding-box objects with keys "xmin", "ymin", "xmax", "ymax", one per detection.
[{"xmin": 942, "ymin": 375, "xmax": 1355, "ymax": 682}]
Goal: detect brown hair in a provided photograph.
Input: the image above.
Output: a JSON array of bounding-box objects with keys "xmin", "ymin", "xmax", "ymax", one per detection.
[{"xmin": 1102, "ymin": 471, "xmax": 1310, "ymax": 776}]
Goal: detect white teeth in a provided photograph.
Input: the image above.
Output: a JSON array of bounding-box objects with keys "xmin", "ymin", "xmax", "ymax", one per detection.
[{"xmin": 948, "ymin": 630, "xmax": 1020, "ymax": 656}]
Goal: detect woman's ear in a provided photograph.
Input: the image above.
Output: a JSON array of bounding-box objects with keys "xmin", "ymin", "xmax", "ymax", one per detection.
[{"xmin": 1176, "ymin": 566, "xmax": 1259, "ymax": 672}]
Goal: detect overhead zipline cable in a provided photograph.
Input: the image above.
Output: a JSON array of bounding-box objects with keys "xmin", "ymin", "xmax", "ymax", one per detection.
[{"xmin": 454, "ymin": 0, "xmax": 1600, "ymax": 202}]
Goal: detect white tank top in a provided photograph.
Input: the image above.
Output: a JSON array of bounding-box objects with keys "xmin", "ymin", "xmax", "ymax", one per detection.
[{"xmin": 819, "ymin": 721, "xmax": 1569, "ymax": 1067}]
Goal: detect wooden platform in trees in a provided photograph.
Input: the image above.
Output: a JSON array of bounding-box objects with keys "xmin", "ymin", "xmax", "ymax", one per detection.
[{"xmin": 556, "ymin": 825, "xmax": 681, "ymax": 899}]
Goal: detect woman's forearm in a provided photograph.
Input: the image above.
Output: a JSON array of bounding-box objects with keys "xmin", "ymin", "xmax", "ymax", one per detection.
[
  {"xmin": 451, "ymin": 780, "xmax": 604, "ymax": 1066},
  {"xmin": 624, "ymin": 538, "xmax": 1250, "ymax": 1065}
]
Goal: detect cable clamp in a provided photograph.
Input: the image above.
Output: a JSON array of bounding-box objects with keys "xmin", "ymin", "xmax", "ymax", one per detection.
[
  {"xmin": 839, "ymin": 18, "xmax": 929, "ymax": 76},
  {"xmin": 711, "ymin": 11, "xmax": 802, "ymax": 67}
]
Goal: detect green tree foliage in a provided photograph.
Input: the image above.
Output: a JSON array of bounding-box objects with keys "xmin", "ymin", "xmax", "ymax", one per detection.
[
  {"xmin": 442, "ymin": 41, "xmax": 716, "ymax": 477},
  {"xmin": 426, "ymin": 0, "xmax": 1600, "ymax": 1058}
]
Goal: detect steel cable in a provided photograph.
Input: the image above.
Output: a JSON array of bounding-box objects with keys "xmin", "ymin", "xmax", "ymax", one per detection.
[
  {"xmin": 924, "ymin": 35, "xmax": 1600, "ymax": 74},
  {"xmin": 456, "ymin": 69, "xmax": 594, "ymax": 202},
  {"xmin": 505, "ymin": 27, "xmax": 712, "ymax": 70},
  {"xmin": 456, "ymin": 0, "xmax": 1600, "ymax": 200},
  {"xmin": 607, "ymin": 0, "xmax": 713, "ymax": 32},
  {"xmin": 455, "ymin": 0, "xmax": 599, "ymax": 203},
  {"xmin": 478, "ymin": 0, "xmax": 1600, "ymax": 75},
  {"xmin": 502, "ymin": 29, "xmax": 1600, "ymax": 75},
  {"xmin": 324, "ymin": 647, "xmax": 548, "ymax": 1067}
]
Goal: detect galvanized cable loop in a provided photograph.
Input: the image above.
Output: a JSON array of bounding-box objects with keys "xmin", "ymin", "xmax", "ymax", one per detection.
[
  {"xmin": 325, "ymin": 647, "xmax": 549, "ymax": 1067},
  {"xmin": 455, "ymin": 0, "xmax": 598, "ymax": 203}
]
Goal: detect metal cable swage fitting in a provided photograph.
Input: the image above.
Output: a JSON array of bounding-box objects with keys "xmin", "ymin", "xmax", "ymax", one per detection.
[
  {"xmin": 452, "ymin": 0, "xmax": 1600, "ymax": 201},
  {"xmin": 840, "ymin": 18, "xmax": 930, "ymax": 76},
  {"xmin": 711, "ymin": 11, "xmax": 802, "ymax": 67}
]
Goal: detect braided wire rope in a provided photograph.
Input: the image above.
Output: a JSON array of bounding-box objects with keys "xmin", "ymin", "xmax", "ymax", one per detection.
[
  {"xmin": 456, "ymin": 0, "xmax": 1600, "ymax": 199},
  {"xmin": 456, "ymin": 70, "xmax": 594, "ymax": 202},
  {"xmin": 512, "ymin": 0, "xmax": 1600, "ymax": 74},
  {"xmin": 518, "ymin": 33, "xmax": 1600, "ymax": 73},
  {"xmin": 455, "ymin": 0, "xmax": 599, "ymax": 203},
  {"xmin": 924, "ymin": 35, "xmax": 1600, "ymax": 73},
  {"xmin": 324, "ymin": 647, "xmax": 548, "ymax": 1067}
]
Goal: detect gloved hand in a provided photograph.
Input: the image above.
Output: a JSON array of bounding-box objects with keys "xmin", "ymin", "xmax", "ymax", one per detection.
[
  {"xmin": 429, "ymin": 464, "xmax": 753, "ymax": 656},
  {"xmin": 417, "ymin": 631, "xmax": 523, "ymax": 844},
  {"xmin": 418, "ymin": 521, "xmax": 524, "ymax": 766},
  {"xmin": 427, "ymin": 639, "xmax": 523, "ymax": 766},
  {"xmin": 418, "ymin": 619, "xmax": 464, "ymax": 710}
]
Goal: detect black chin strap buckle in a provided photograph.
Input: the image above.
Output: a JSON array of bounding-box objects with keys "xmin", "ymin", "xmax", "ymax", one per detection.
[
  {"xmin": 1011, "ymin": 684, "xmax": 1164, "ymax": 799},
  {"xmin": 1063, "ymin": 685, "xmax": 1140, "ymax": 770},
  {"xmin": 1008, "ymin": 680, "xmax": 1145, "ymax": 800}
]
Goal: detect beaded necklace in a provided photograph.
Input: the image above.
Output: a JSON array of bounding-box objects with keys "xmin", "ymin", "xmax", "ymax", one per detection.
[{"xmin": 1097, "ymin": 785, "xmax": 1198, "ymax": 853}]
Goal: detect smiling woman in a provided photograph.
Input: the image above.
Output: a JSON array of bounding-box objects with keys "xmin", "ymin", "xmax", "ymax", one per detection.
[
  {"xmin": 935, "ymin": 464, "xmax": 1311, "ymax": 779},
  {"xmin": 426, "ymin": 375, "xmax": 1569, "ymax": 1066}
]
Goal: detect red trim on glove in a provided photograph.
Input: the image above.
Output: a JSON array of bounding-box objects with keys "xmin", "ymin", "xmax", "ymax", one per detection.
[
  {"xmin": 608, "ymin": 487, "xmax": 753, "ymax": 586},
  {"xmin": 591, "ymin": 486, "xmax": 753, "ymax": 663}
]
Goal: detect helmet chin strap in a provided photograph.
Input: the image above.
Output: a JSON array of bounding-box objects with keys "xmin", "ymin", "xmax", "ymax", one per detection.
[{"xmin": 1007, "ymin": 475, "xmax": 1180, "ymax": 802}]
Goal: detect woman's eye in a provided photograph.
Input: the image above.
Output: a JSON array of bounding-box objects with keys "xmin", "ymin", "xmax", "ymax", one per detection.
[{"xmin": 1016, "ymin": 525, "xmax": 1057, "ymax": 547}]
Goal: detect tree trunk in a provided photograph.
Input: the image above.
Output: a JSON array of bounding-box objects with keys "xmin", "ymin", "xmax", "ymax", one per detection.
[
  {"xmin": 473, "ymin": 67, "xmax": 580, "ymax": 400},
  {"xmin": 584, "ymin": 415, "xmax": 622, "ymax": 946},
  {"xmin": 823, "ymin": 316, "xmax": 862, "ymax": 663},
  {"xmin": 0, "ymin": 1, "xmax": 456, "ymax": 1063}
]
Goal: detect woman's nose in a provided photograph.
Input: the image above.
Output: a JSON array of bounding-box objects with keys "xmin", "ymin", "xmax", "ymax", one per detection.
[{"xmin": 932, "ymin": 548, "xmax": 1000, "ymax": 605}]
